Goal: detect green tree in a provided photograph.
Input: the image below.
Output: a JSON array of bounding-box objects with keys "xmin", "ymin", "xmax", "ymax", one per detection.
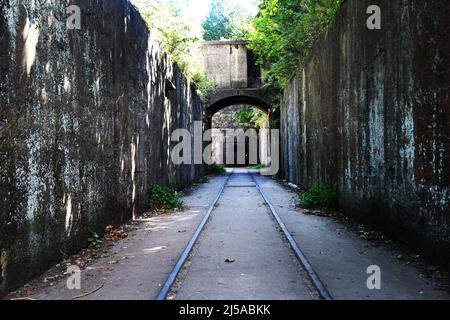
[
  {"xmin": 202, "ymin": 0, "xmax": 233, "ymax": 40},
  {"xmin": 131, "ymin": 0, "xmax": 216, "ymax": 99},
  {"xmin": 132, "ymin": 0, "xmax": 197, "ymax": 69},
  {"xmin": 235, "ymin": 107, "xmax": 267, "ymax": 129},
  {"xmin": 248, "ymin": 0, "xmax": 342, "ymax": 92},
  {"xmin": 202, "ymin": 0, "xmax": 253, "ymax": 40}
]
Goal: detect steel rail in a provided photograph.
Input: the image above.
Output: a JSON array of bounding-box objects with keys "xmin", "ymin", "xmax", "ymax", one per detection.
[
  {"xmin": 155, "ymin": 170, "xmax": 233, "ymax": 300},
  {"xmin": 251, "ymin": 172, "xmax": 333, "ymax": 300}
]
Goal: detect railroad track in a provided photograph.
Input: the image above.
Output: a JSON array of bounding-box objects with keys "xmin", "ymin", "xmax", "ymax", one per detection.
[{"xmin": 155, "ymin": 169, "xmax": 332, "ymax": 300}]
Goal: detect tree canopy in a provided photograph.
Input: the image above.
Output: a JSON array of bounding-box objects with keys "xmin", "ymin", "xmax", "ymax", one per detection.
[
  {"xmin": 131, "ymin": 0, "xmax": 216, "ymax": 99},
  {"xmin": 202, "ymin": 0, "xmax": 254, "ymax": 41},
  {"xmin": 248, "ymin": 0, "xmax": 342, "ymax": 92},
  {"xmin": 131, "ymin": 0, "xmax": 342, "ymax": 97}
]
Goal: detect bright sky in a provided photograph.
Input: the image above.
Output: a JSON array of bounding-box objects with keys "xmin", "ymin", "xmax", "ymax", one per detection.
[{"xmin": 182, "ymin": 0, "xmax": 260, "ymax": 21}]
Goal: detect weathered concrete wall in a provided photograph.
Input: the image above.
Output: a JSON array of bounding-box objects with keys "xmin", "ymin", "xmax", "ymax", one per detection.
[
  {"xmin": 280, "ymin": 0, "xmax": 450, "ymax": 263},
  {"xmin": 203, "ymin": 41, "xmax": 251, "ymax": 89},
  {"xmin": 0, "ymin": 0, "xmax": 206, "ymax": 296}
]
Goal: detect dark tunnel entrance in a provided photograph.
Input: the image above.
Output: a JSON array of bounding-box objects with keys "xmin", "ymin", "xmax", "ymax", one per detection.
[{"xmin": 207, "ymin": 96, "xmax": 273, "ymax": 168}]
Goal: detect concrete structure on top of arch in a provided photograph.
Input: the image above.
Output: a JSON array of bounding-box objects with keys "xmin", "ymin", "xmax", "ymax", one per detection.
[
  {"xmin": 202, "ymin": 41, "xmax": 275, "ymax": 168},
  {"xmin": 202, "ymin": 41, "xmax": 273, "ymax": 119}
]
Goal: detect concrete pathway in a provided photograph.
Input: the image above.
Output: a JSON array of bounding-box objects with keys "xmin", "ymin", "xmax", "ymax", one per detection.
[
  {"xmin": 7, "ymin": 174, "xmax": 229, "ymax": 300},
  {"xmin": 174, "ymin": 171, "xmax": 315, "ymax": 300},
  {"xmin": 6, "ymin": 170, "xmax": 449, "ymax": 300},
  {"xmin": 253, "ymin": 174, "xmax": 450, "ymax": 300}
]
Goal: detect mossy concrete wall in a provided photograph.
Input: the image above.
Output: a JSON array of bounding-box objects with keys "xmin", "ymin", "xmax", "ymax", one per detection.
[
  {"xmin": 0, "ymin": 0, "xmax": 206, "ymax": 296},
  {"xmin": 280, "ymin": 0, "xmax": 449, "ymax": 263}
]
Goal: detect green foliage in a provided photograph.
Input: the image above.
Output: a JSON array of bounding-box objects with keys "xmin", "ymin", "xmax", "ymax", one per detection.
[
  {"xmin": 88, "ymin": 232, "xmax": 101, "ymax": 247},
  {"xmin": 192, "ymin": 72, "xmax": 217, "ymax": 100},
  {"xmin": 195, "ymin": 176, "xmax": 210, "ymax": 184},
  {"xmin": 202, "ymin": 0, "xmax": 254, "ymax": 40},
  {"xmin": 202, "ymin": 0, "xmax": 233, "ymax": 40},
  {"xmin": 235, "ymin": 108, "xmax": 267, "ymax": 129},
  {"xmin": 248, "ymin": 0, "xmax": 342, "ymax": 91},
  {"xmin": 149, "ymin": 184, "xmax": 183, "ymax": 211},
  {"xmin": 209, "ymin": 164, "xmax": 226, "ymax": 174},
  {"xmin": 299, "ymin": 182, "xmax": 337, "ymax": 209},
  {"xmin": 131, "ymin": 0, "xmax": 215, "ymax": 99},
  {"xmin": 269, "ymin": 117, "xmax": 280, "ymax": 129},
  {"xmin": 250, "ymin": 164, "xmax": 266, "ymax": 169}
]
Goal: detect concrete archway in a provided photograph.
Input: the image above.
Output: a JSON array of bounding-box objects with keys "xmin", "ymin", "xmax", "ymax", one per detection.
[
  {"xmin": 207, "ymin": 94, "xmax": 273, "ymax": 168},
  {"xmin": 207, "ymin": 90, "xmax": 272, "ymax": 118}
]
